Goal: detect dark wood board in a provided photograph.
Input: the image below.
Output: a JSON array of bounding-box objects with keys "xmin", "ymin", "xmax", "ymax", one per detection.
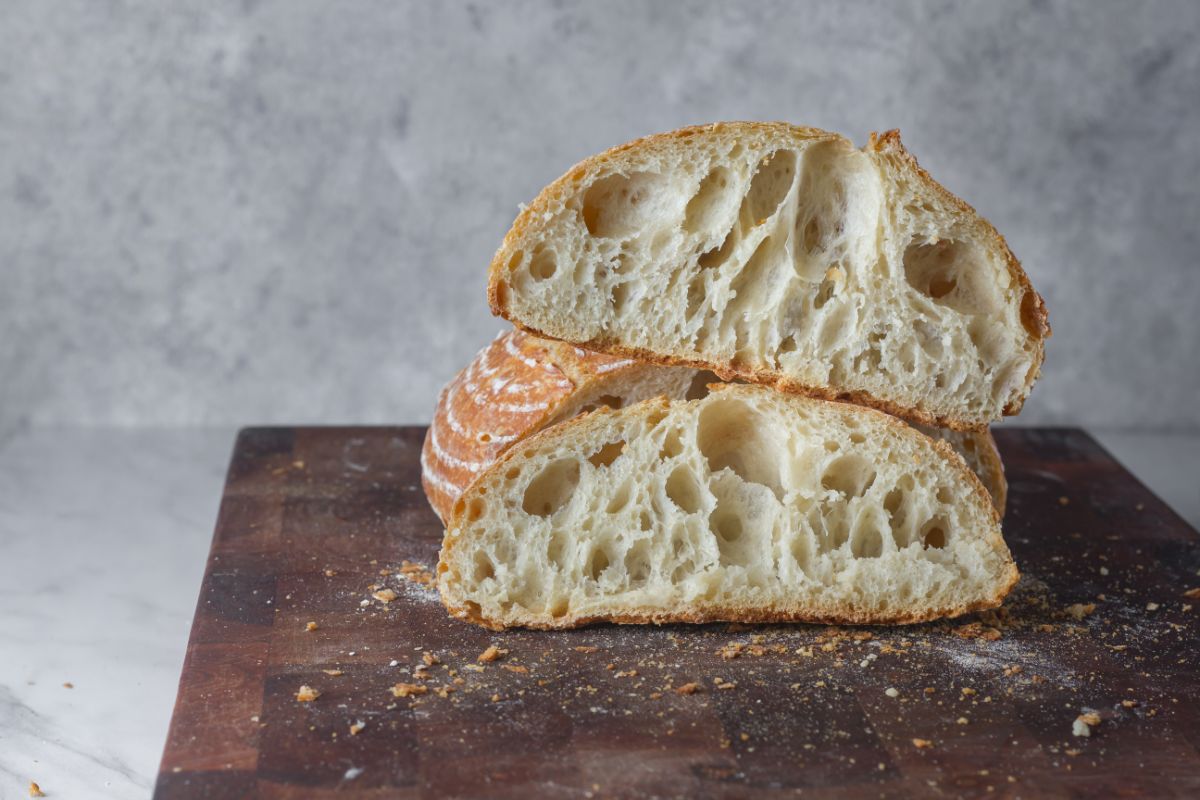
[{"xmin": 155, "ymin": 427, "xmax": 1200, "ymax": 799}]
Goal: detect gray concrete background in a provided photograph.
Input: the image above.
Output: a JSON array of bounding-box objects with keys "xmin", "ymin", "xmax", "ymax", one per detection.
[{"xmin": 3, "ymin": 0, "xmax": 1198, "ymax": 437}]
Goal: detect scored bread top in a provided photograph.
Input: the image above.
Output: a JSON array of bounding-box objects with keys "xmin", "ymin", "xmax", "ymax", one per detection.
[
  {"xmin": 487, "ymin": 122, "xmax": 1049, "ymax": 431},
  {"xmin": 422, "ymin": 330, "xmax": 1007, "ymax": 522}
]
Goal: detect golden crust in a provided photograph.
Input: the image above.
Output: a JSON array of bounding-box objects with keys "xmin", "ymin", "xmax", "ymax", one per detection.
[
  {"xmin": 421, "ymin": 331, "xmax": 641, "ymax": 522},
  {"xmin": 437, "ymin": 387, "xmax": 1018, "ymax": 630},
  {"xmin": 486, "ymin": 121, "xmax": 1049, "ymax": 431}
]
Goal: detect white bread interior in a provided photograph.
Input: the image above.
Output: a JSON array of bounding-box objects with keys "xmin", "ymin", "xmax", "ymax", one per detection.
[
  {"xmin": 489, "ymin": 123, "xmax": 1049, "ymax": 430},
  {"xmin": 438, "ymin": 385, "xmax": 1016, "ymax": 630}
]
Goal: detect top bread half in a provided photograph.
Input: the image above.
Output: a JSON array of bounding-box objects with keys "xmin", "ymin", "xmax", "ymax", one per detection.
[{"xmin": 488, "ymin": 122, "xmax": 1049, "ymax": 431}]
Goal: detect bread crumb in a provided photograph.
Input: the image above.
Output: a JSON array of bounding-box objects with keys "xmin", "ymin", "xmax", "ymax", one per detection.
[
  {"xmin": 573, "ymin": 645, "xmax": 599, "ymax": 654},
  {"xmin": 321, "ymin": 669, "xmax": 343, "ymax": 676},
  {"xmin": 398, "ymin": 560, "xmax": 434, "ymax": 586},
  {"xmin": 502, "ymin": 664, "xmax": 528, "ymax": 674},
  {"xmin": 1079, "ymin": 712, "xmax": 1101, "ymax": 726},
  {"xmin": 1002, "ymin": 665, "xmax": 1023, "ymax": 677},
  {"xmin": 478, "ymin": 645, "xmax": 507, "ymax": 663},
  {"xmin": 1183, "ymin": 588, "xmax": 1200, "ymax": 599},
  {"xmin": 62, "ymin": 682, "xmax": 73, "ymax": 689},
  {"xmin": 295, "ymin": 685, "xmax": 320, "ymax": 702},
  {"xmin": 422, "ymin": 651, "xmax": 439, "ymax": 666},
  {"xmin": 1072, "ymin": 718, "xmax": 1092, "ymax": 737},
  {"xmin": 349, "ymin": 720, "xmax": 365, "ymax": 736},
  {"xmin": 324, "ymin": 569, "xmax": 336, "ymax": 577},
  {"xmin": 739, "ymin": 732, "xmax": 750, "ymax": 742},
  {"xmin": 956, "ymin": 717, "xmax": 969, "ymax": 725},
  {"xmin": 954, "ymin": 622, "xmax": 1002, "ymax": 640},
  {"xmin": 391, "ymin": 683, "xmax": 427, "ymax": 698},
  {"xmin": 961, "ymin": 687, "xmax": 977, "ymax": 697},
  {"xmin": 1146, "ymin": 602, "xmax": 1160, "ymax": 611},
  {"xmin": 490, "ymin": 693, "xmax": 500, "ymax": 702},
  {"xmin": 675, "ymin": 682, "xmax": 701, "ymax": 695},
  {"xmin": 615, "ymin": 670, "xmax": 638, "ymax": 678},
  {"xmin": 1121, "ymin": 699, "xmax": 1138, "ymax": 708},
  {"xmin": 1065, "ymin": 603, "xmax": 1096, "ymax": 620},
  {"xmin": 29, "ymin": 782, "xmax": 45, "ymax": 798},
  {"xmin": 305, "ymin": 621, "xmax": 318, "ymax": 632},
  {"xmin": 1058, "ymin": 496, "xmax": 1070, "ymax": 506},
  {"xmin": 714, "ymin": 679, "xmax": 737, "ymax": 690},
  {"xmin": 1099, "ymin": 567, "xmax": 1109, "ymax": 576},
  {"xmin": 885, "ymin": 687, "xmax": 899, "ymax": 698},
  {"xmin": 718, "ymin": 642, "xmax": 744, "ymax": 659},
  {"xmin": 372, "ymin": 588, "xmax": 397, "ymax": 603},
  {"xmin": 434, "ymin": 685, "xmax": 455, "ymax": 698},
  {"xmin": 912, "ymin": 738, "xmax": 933, "ymax": 749}
]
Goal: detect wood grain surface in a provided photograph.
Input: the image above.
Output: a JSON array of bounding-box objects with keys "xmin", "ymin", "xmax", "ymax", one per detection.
[{"xmin": 155, "ymin": 427, "xmax": 1200, "ymax": 799}]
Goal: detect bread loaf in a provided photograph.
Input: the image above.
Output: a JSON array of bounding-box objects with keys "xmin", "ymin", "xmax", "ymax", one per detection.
[
  {"xmin": 422, "ymin": 331, "xmax": 1006, "ymax": 521},
  {"xmin": 437, "ymin": 384, "xmax": 1017, "ymax": 630},
  {"xmin": 487, "ymin": 122, "xmax": 1049, "ymax": 430}
]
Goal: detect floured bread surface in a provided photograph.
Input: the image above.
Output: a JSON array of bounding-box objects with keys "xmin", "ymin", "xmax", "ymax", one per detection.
[
  {"xmin": 437, "ymin": 385, "xmax": 1016, "ymax": 630},
  {"xmin": 488, "ymin": 122, "xmax": 1049, "ymax": 430},
  {"xmin": 423, "ymin": 331, "xmax": 1006, "ymax": 522}
]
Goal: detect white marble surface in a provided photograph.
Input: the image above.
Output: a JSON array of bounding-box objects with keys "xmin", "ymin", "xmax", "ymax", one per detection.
[{"xmin": 0, "ymin": 426, "xmax": 1196, "ymax": 798}]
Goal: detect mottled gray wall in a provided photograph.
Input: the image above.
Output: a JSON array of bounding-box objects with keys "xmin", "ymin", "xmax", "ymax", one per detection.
[{"xmin": 3, "ymin": 0, "xmax": 1198, "ymax": 436}]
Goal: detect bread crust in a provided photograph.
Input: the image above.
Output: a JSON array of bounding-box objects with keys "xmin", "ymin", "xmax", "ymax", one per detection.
[
  {"xmin": 437, "ymin": 387, "xmax": 1018, "ymax": 630},
  {"xmin": 421, "ymin": 330, "xmax": 642, "ymax": 522},
  {"xmin": 486, "ymin": 122, "xmax": 1050, "ymax": 431}
]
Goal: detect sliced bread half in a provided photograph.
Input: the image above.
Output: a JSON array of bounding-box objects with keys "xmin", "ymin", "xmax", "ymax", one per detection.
[
  {"xmin": 488, "ymin": 122, "xmax": 1049, "ymax": 430},
  {"xmin": 437, "ymin": 384, "xmax": 1017, "ymax": 630}
]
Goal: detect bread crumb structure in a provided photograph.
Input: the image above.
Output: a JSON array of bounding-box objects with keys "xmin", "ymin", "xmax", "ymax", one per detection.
[
  {"xmin": 488, "ymin": 123, "xmax": 1048, "ymax": 429},
  {"xmin": 438, "ymin": 385, "xmax": 1014, "ymax": 629}
]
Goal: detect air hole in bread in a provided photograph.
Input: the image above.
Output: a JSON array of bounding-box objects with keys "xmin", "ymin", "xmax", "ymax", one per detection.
[
  {"xmin": 665, "ymin": 466, "xmax": 703, "ymax": 514},
  {"xmin": 821, "ymin": 454, "xmax": 877, "ymax": 498},
  {"xmin": 683, "ymin": 166, "xmax": 736, "ymax": 235},
  {"xmin": 660, "ymin": 428, "xmax": 684, "ymax": 458},
  {"xmin": 466, "ymin": 498, "xmax": 486, "ymax": 522},
  {"xmin": 903, "ymin": 239, "xmax": 998, "ymax": 315},
  {"xmin": 1020, "ymin": 289, "xmax": 1044, "ymax": 336},
  {"xmin": 780, "ymin": 335, "xmax": 798, "ymax": 354},
  {"xmin": 581, "ymin": 171, "xmax": 675, "ymax": 239},
  {"xmin": 696, "ymin": 398, "xmax": 785, "ymax": 498},
  {"xmin": 638, "ymin": 511, "xmax": 652, "ymax": 531},
  {"xmin": 606, "ymin": 480, "xmax": 633, "ymax": 514},
  {"xmin": 850, "ymin": 512, "xmax": 885, "ymax": 559},
  {"xmin": 625, "ymin": 541, "xmax": 651, "ymax": 586},
  {"xmin": 685, "ymin": 371, "xmax": 720, "ymax": 400},
  {"xmin": 884, "ymin": 488, "xmax": 904, "ymax": 515},
  {"xmin": 452, "ymin": 498, "xmax": 466, "ymax": 517},
  {"xmin": 586, "ymin": 546, "xmax": 610, "ymax": 581},
  {"xmin": 922, "ymin": 519, "xmax": 948, "ymax": 549},
  {"xmin": 712, "ymin": 506, "xmax": 743, "ymax": 543},
  {"xmin": 588, "ymin": 440, "xmax": 625, "ymax": 468},
  {"xmin": 739, "ymin": 149, "xmax": 797, "ymax": 227},
  {"xmin": 505, "ymin": 249, "xmax": 524, "ymax": 271},
  {"xmin": 504, "ymin": 466, "xmax": 520, "ymax": 481},
  {"xmin": 477, "ymin": 432, "xmax": 492, "ymax": 443},
  {"xmin": 698, "ymin": 224, "xmax": 739, "ymax": 270},
  {"xmin": 522, "ymin": 458, "xmax": 580, "ymax": 516},
  {"xmin": 472, "ymin": 552, "xmax": 495, "ymax": 583},
  {"xmin": 529, "ymin": 246, "xmax": 557, "ymax": 281}
]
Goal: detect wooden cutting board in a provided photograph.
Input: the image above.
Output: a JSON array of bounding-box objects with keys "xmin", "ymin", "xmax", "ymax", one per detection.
[{"xmin": 154, "ymin": 427, "xmax": 1200, "ymax": 799}]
